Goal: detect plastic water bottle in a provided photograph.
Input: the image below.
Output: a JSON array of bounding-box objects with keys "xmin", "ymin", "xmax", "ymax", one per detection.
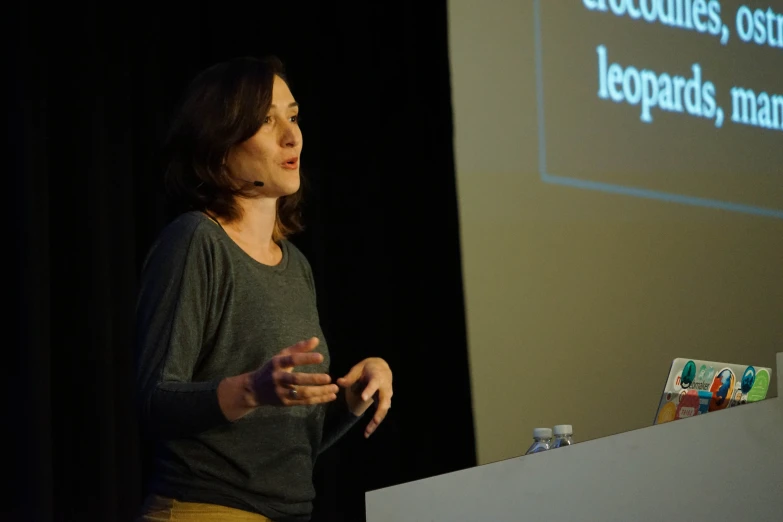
[
  {"xmin": 524, "ymin": 427, "xmax": 553, "ymax": 454},
  {"xmin": 550, "ymin": 425, "xmax": 573, "ymax": 448}
]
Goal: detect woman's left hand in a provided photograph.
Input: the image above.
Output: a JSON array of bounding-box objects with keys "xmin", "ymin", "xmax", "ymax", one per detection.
[{"xmin": 336, "ymin": 357, "xmax": 393, "ymax": 438}]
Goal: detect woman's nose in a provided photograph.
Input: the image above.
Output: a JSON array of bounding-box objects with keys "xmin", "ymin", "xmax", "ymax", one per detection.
[{"xmin": 280, "ymin": 122, "xmax": 301, "ymax": 148}]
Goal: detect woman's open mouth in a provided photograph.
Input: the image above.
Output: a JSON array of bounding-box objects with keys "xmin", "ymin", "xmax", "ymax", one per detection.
[{"xmin": 281, "ymin": 157, "xmax": 299, "ymax": 170}]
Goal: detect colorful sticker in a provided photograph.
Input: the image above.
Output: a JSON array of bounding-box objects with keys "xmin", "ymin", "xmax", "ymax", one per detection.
[
  {"xmin": 677, "ymin": 390, "xmax": 700, "ymax": 419},
  {"xmin": 680, "ymin": 360, "xmax": 697, "ymax": 388},
  {"xmin": 657, "ymin": 402, "xmax": 677, "ymax": 424},
  {"xmin": 747, "ymin": 369, "xmax": 770, "ymax": 402},
  {"xmin": 740, "ymin": 366, "xmax": 756, "ymax": 393},
  {"xmin": 729, "ymin": 388, "xmax": 744, "ymax": 408},
  {"xmin": 697, "ymin": 391, "xmax": 712, "ymax": 414},
  {"xmin": 709, "ymin": 368, "xmax": 735, "ymax": 412}
]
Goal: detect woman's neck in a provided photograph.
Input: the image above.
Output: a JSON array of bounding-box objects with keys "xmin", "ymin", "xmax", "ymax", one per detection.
[{"xmin": 218, "ymin": 198, "xmax": 281, "ymax": 264}]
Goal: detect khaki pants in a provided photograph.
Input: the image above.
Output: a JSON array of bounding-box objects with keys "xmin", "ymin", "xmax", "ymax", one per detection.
[{"xmin": 137, "ymin": 494, "xmax": 273, "ymax": 521}]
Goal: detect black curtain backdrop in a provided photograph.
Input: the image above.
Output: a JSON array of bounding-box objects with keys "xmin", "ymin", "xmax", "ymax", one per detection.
[{"xmin": 9, "ymin": 2, "xmax": 476, "ymax": 521}]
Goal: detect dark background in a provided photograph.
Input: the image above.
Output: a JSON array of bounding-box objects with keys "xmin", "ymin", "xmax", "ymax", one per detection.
[{"xmin": 8, "ymin": 2, "xmax": 476, "ymax": 521}]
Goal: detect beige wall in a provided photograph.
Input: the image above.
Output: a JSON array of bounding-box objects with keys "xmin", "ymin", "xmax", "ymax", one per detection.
[{"xmin": 448, "ymin": 0, "xmax": 782, "ymax": 465}]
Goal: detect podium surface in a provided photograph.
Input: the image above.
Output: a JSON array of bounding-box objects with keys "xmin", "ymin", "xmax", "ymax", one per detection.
[{"xmin": 366, "ymin": 353, "xmax": 782, "ymax": 522}]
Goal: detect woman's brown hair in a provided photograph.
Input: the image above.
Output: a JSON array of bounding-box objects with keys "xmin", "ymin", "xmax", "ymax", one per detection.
[{"xmin": 163, "ymin": 55, "xmax": 304, "ymax": 241}]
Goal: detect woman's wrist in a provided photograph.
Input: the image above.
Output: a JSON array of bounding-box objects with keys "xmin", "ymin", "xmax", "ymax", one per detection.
[{"xmin": 218, "ymin": 373, "xmax": 259, "ymax": 421}]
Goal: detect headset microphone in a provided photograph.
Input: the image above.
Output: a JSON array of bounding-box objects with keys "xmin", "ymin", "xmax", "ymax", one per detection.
[{"xmin": 233, "ymin": 178, "xmax": 264, "ymax": 187}]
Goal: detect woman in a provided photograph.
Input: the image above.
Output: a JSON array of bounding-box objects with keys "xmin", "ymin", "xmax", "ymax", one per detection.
[{"xmin": 135, "ymin": 56, "xmax": 393, "ymax": 521}]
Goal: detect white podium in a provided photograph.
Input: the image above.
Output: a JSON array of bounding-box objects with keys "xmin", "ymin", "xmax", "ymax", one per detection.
[{"xmin": 366, "ymin": 353, "xmax": 783, "ymax": 522}]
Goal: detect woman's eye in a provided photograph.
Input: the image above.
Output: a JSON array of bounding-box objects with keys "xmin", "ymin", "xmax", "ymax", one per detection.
[
  {"xmin": 290, "ymin": 114, "xmax": 300, "ymax": 123},
  {"xmin": 263, "ymin": 116, "xmax": 272, "ymax": 124}
]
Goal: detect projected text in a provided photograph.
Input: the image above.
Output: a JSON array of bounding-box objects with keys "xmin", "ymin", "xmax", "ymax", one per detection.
[{"xmin": 587, "ymin": 1, "xmax": 783, "ymax": 132}]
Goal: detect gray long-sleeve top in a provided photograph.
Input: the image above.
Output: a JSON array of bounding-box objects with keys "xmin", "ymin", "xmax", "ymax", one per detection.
[{"xmin": 135, "ymin": 211, "xmax": 360, "ymax": 521}]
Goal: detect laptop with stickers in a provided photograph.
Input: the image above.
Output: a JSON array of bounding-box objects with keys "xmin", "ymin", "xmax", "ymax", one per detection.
[{"xmin": 653, "ymin": 358, "xmax": 773, "ymax": 425}]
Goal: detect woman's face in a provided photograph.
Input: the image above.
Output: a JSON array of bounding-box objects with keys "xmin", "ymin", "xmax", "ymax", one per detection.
[{"xmin": 226, "ymin": 75, "xmax": 303, "ymax": 196}]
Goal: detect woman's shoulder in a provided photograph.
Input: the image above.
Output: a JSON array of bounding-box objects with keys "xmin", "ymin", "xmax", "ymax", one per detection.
[
  {"xmin": 146, "ymin": 211, "xmax": 225, "ymax": 262},
  {"xmin": 139, "ymin": 212, "xmax": 230, "ymax": 286},
  {"xmin": 158, "ymin": 211, "xmax": 222, "ymax": 243}
]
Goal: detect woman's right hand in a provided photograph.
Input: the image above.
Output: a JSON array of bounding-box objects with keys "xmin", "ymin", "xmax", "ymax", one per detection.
[{"xmin": 249, "ymin": 337, "xmax": 338, "ymax": 406}]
